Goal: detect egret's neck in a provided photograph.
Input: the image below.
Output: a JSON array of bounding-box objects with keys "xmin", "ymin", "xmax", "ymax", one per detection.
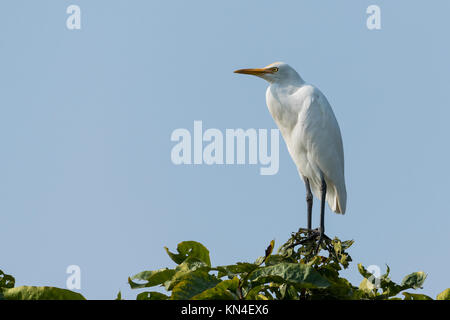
[
  {"xmin": 269, "ymin": 71, "xmax": 304, "ymax": 88},
  {"xmin": 269, "ymin": 74, "xmax": 305, "ymax": 95}
]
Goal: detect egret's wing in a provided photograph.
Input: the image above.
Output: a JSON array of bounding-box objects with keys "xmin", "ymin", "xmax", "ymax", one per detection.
[{"xmin": 298, "ymin": 87, "xmax": 347, "ymax": 213}]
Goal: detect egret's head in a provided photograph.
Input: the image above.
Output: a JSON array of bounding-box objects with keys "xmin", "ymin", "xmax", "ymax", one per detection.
[{"xmin": 234, "ymin": 62, "xmax": 302, "ymax": 84}]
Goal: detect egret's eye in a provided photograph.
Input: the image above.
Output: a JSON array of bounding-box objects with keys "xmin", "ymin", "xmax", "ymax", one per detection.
[{"xmin": 272, "ymin": 67, "xmax": 279, "ymax": 73}]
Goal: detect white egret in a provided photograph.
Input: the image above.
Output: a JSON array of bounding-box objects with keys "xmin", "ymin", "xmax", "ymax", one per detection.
[{"xmin": 234, "ymin": 62, "xmax": 346, "ymax": 243}]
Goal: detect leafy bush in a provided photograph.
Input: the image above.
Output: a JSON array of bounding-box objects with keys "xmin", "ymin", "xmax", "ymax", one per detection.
[
  {"xmin": 0, "ymin": 269, "xmax": 85, "ymax": 300},
  {"xmin": 1, "ymin": 231, "xmax": 449, "ymax": 300},
  {"xmin": 127, "ymin": 230, "xmax": 449, "ymax": 300}
]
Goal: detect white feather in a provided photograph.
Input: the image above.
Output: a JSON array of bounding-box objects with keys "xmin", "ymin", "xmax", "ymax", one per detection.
[{"xmin": 262, "ymin": 63, "xmax": 346, "ymax": 214}]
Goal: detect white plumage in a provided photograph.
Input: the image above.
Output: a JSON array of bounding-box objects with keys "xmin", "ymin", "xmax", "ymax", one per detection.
[{"xmin": 235, "ymin": 62, "xmax": 346, "ymax": 220}]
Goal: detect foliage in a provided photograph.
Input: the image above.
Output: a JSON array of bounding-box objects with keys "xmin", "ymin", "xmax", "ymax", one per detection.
[
  {"xmin": 0, "ymin": 269, "xmax": 85, "ymax": 300},
  {"xmin": 1, "ymin": 231, "xmax": 449, "ymax": 300},
  {"xmin": 127, "ymin": 231, "xmax": 450, "ymax": 300}
]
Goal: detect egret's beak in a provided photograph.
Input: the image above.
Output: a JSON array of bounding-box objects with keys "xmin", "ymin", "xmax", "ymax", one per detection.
[{"xmin": 234, "ymin": 68, "xmax": 274, "ymax": 76}]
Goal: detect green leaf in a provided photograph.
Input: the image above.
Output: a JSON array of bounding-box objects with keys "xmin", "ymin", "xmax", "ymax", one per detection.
[
  {"xmin": 249, "ymin": 263, "xmax": 330, "ymax": 288},
  {"xmin": 129, "ymin": 268, "xmax": 176, "ymax": 289},
  {"xmin": 341, "ymin": 240, "xmax": 355, "ymax": 251},
  {"xmin": 358, "ymin": 264, "xmax": 429, "ymax": 299},
  {"xmin": 245, "ymin": 284, "xmax": 270, "ymax": 300},
  {"xmin": 264, "ymin": 240, "xmax": 275, "ymax": 261},
  {"xmin": 136, "ymin": 291, "xmax": 169, "ymax": 300},
  {"xmin": 164, "ymin": 257, "xmax": 210, "ymax": 291},
  {"xmin": 277, "ymin": 283, "xmax": 300, "ymax": 300},
  {"xmin": 265, "ymin": 254, "xmax": 291, "ymax": 266},
  {"xmin": 357, "ymin": 263, "xmax": 373, "ymax": 279},
  {"xmin": 357, "ymin": 264, "xmax": 381, "ymax": 296},
  {"xmin": 326, "ymin": 276, "xmax": 358, "ymax": 299},
  {"xmin": 115, "ymin": 291, "xmax": 122, "ymax": 300},
  {"xmin": 400, "ymin": 272, "xmax": 427, "ymax": 290},
  {"xmin": 359, "ymin": 278, "xmax": 376, "ymax": 294},
  {"xmin": 0, "ymin": 270, "xmax": 15, "ymax": 289},
  {"xmin": 165, "ymin": 241, "xmax": 211, "ymax": 267},
  {"xmin": 170, "ymin": 270, "xmax": 220, "ymax": 300},
  {"xmin": 214, "ymin": 262, "xmax": 258, "ymax": 278},
  {"xmin": 192, "ymin": 277, "xmax": 239, "ymax": 300},
  {"xmin": 402, "ymin": 292, "xmax": 433, "ymax": 300},
  {"xmin": 1, "ymin": 286, "xmax": 86, "ymax": 300},
  {"xmin": 436, "ymin": 288, "xmax": 450, "ymax": 300}
]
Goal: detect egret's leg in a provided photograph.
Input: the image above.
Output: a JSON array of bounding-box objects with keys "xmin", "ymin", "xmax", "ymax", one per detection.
[
  {"xmin": 320, "ymin": 178, "xmax": 326, "ymax": 235},
  {"xmin": 305, "ymin": 178, "xmax": 313, "ymax": 230},
  {"xmin": 290, "ymin": 178, "xmax": 330, "ymax": 254},
  {"xmin": 315, "ymin": 178, "xmax": 327, "ymax": 253}
]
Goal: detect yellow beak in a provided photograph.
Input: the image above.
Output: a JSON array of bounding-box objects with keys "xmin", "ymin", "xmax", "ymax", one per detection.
[{"xmin": 234, "ymin": 68, "xmax": 274, "ymax": 76}]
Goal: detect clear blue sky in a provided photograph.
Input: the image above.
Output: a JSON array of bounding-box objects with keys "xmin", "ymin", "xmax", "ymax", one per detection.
[{"xmin": 1, "ymin": 0, "xmax": 449, "ymax": 299}]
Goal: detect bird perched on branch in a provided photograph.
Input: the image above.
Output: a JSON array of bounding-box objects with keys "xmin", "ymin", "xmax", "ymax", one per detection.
[{"xmin": 234, "ymin": 62, "xmax": 346, "ymax": 247}]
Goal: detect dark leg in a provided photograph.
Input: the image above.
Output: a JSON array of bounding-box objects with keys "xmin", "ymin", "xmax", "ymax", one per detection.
[
  {"xmin": 305, "ymin": 178, "xmax": 313, "ymax": 230},
  {"xmin": 320, "ymin": 178, "xmax": 326, "ymax": 235},
  {"xmin": 315, "ymin": 178, "xmax": 327, "ymax": 253},
  {"xmin": 289, "ymin": 177, "xmax": 331, "ymax": 254}
]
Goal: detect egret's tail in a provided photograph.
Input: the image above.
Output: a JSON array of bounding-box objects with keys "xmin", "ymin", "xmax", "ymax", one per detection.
[{"xmin": 327, "ymin": 183, "xmax": 346, "ymax": 214}]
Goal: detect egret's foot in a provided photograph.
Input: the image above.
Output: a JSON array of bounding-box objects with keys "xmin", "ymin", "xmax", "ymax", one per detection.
[
  {"xmin": 314, "ymin": 230, "xmax": 325, "ymax": 255},
  {"xmin": 305, "ymin": 228, "xmax": 320, "ymax": 236},
  {"xmin": 293, "ymin": 227, "xmax": 318, "ymax": 235},
  {"xmin": 313, "ymin": 228, "xmax": 335, "ymax": 255},
  {"xmin": 288, "ymin": 228, "xmax": 330, "ymax": 252},
  {"xmin": 290, "ymin": 228, "xmax": 319, "ymax": 243}
]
